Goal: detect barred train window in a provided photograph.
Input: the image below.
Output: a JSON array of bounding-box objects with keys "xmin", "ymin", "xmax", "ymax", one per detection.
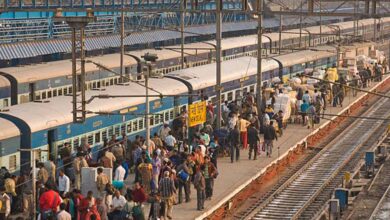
[
  {"xmin": 9, "ymin": 155, "xmax": 16, "ymax": 171},
  {"xmin": 127, "ymin": 123, "xmax": 132, "ymax": 133},
  {"xmin": 108, "ymin": 127, "xmax": 114, "ymax": 137},
  {"xmin": 114, "ymin": 126, "xmax": 120, "ymax": 136},
  {"xmin": 133, "ymin": 120, "xmax": 138, "ymax": 131},
  {"xmin": 139, "ymin": 119, "xmax": 144, "ymax": 130},
  {"xmin": 95, "ymin": 132, "xmax": 101, "ymax": 143},
  {"xmin": 102, "ymin": 130, "xmax": 107, "ymax": 141},
  {"xmin": 87, "ymin": 135, "xmax": 93, "ymax": 145}
]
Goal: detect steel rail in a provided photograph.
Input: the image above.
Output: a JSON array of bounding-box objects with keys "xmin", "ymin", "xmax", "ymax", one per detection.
[{"xmin": 245, "ymin": 91, "xmax": 390, "ymax": 220}]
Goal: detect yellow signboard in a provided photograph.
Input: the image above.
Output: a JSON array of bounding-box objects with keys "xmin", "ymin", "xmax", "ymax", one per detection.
[{"xmin": 189, "ymin": 101, "xmax": 206, "ymax": 127}]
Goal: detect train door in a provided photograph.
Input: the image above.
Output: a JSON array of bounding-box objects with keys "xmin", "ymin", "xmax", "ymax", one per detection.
[{"xmin": 47, "ymin": 129, "xmax": 57, "ymax": 160}]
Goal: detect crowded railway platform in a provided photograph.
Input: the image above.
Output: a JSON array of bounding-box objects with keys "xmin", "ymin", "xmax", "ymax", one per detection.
[{"xmin": 2, "ymin": 70, "xmax": 388, "ymax": 220}]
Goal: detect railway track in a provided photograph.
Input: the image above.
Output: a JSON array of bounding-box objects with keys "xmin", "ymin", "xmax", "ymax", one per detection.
[
  {"xmin": 243, "ymin": 94, "xmax": 390, "ymax": 220},
  {"xmin": 369, "ymin": 160, "xmax": 390, "ymax": 220}
]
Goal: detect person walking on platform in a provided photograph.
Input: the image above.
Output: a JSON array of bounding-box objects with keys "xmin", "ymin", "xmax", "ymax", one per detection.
[
  {"xmin": 238, "ymin": 116, "xmax": 251, "ymax": 150},
  {"xmin": 159, "ymin": 171, "xmax": 176, "ymax": 220},
  {"xmin": 193, "ymin": 165, "xmax": 206, "ymax": 211},
  {"xmin": 248, "ymin": 124, "xmax": 260, "ymax": 160},
  {"xmin": 264, "ymin": 121, "xmax": 278, "ymax": 157},
  {"xmin": 229, "ymin": 125, "xmax": 240, "ymax": 163},
  {"xmin": 203, "ymin": 156, "xmax": 218, "ymax": 200}
]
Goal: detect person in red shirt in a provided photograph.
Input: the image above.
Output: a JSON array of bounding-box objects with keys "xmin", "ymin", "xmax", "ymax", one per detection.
[
  {"xmin": 132, "ymin": 182, "xmax": 147, "ymax": 204},
  {"xmin": 39, "ymin": 185, "xmax": 61, "ymax": 218},
  {"xmin": 78, "ymin": 191, "xmax": 96, "ymax": 219}
]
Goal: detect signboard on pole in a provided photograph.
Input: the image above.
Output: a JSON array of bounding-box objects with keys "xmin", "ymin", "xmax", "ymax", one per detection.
[{"xmin": 189, "ymin": 101, "xmax": 206, "ymax": 127}]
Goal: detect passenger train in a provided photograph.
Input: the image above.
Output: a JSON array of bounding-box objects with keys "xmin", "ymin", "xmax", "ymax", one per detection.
[
  {"xmin": 0, "ymin": 17, "xmax": 389, "ymax": 109},
  {"xmin": 0, "ymin": 46, "xmax": 336, "ymax": 172}
]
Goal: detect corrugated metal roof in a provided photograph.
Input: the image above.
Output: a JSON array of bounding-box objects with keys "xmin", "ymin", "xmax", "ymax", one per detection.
[
  {"xmin": 0, "ymin": 21, "xmax": 260, "ymax": 60},
  {"xmin": 0, "ymin": 16, "xmax": 343, "ymax": 61}
]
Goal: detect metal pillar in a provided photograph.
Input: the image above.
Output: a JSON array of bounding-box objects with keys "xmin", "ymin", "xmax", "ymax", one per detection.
[
  {"xmin": 256, "ymin": 0, "xmax": 263, "ymax": 115},
  {"xmin": 19, "ymin": 149, "xmax": 40, "ymax": 220},
  {"xmin": 278, "ymin": 7, "xmax": 282, "ymax": 54},
  {"xmin": 365, "ymin": 0, "xmax": 370, "ymax": 14},
  {"xmin": 319, "ymin": 0, "xmax": 322, "ymax": 42},
  {"xmin": 299, "ymin": 1, "xmax": 303, "ymax": 48},
  {"xmin": 216, "ymin": 0, "xmax": 222, "ymax": 129},
  {"xmin": 71, "ymin": 28, "xmax": 78, "ymax": 122},
  {"xmin": 374, "ymin": 18, "xmax": 377, "ymax": 42},
  {"xmin": 180, "ymin": 0, "xmax": 185, "ymax": 69},
  {"xmin": 54, "ymin": 11, "xmax": 95, "ymax": 123},
  {"xmin": 371, "ymin": 0, "xmax": 376, "ymax": 15},
  {"xmin": 145, "ymin": 67, "xmax": 150, "ymax": 147},
  {"xmin": 120, "ymin": 9, "xmax": 125, "ymax": 83}
]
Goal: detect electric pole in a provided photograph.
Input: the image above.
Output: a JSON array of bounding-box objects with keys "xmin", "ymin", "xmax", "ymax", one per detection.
[
  {"xmin": 256, "ymin": 0, "xmax": 263, "ymax": 115},
  {"xmin": 216, "ymin": 0, "xmax": 222, "ymax": 129}
]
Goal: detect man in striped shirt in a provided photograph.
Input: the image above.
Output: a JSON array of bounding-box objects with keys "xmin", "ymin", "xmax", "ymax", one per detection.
[{"xmin": 159, "ymin": 171, "xmax": 176, "ymax": 219}]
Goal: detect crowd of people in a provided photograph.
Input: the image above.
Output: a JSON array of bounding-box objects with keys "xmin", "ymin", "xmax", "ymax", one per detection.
[{"xmin": 0, "ymin": 62, "xmax": 386, "ymax": 220}]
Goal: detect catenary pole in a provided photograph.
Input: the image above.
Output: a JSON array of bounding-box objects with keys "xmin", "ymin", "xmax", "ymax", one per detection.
[
  {"xmin": 216, "ymin": 0, "xmax": 222, "ymax": 129},
  {"xmin": 256, "ymin": 0, "xmax": 263, "ymax": 115}
]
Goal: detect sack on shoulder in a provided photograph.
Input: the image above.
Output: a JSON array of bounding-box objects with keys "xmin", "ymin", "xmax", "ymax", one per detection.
[{"xmin": 105, "ymin": 183, "xmax": 115, "ymax": 195}]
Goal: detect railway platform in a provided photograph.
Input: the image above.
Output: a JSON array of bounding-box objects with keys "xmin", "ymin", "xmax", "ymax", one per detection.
[
  {"xmin": 99, "ymin": 75, "xmax": 390, "ymax": 220},
  {"xmin": 169, "ymin": 76, "xmax": 390, "ymax": 220}
]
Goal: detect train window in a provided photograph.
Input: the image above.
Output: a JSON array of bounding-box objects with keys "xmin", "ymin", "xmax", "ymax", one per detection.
[
  {"xmin": 102, "ymin": 130, "xmax": 107, "ymax": 141},
  {"xmin": 114, "ymin": 78, "xmax": 118, "ymax": 84},
  {"xmin": 58, "ymin": 89, "xmax": 62, "ymax": 96},
  {"xmin": 106, "ymin": 81, "xmax": 109, "ymax": 86},
  {"xmin": 110, "ymin": 79, "xmax": 114, "ymax": 85},
  {"xmin": 150, "ymin": 115, "xmax": 154, "ymax": 126},
  {"xmin": 133, "ymin": 120, "xmax": 138, "ymax": 131},
  {"xmin": 108, "ymin": 127, "xmax": 114, "ymax": 137},
  {"xmin": 48, "ymin": 91, "xmax": 52, "ymax": 98},
  {"xmin": 227, "ymin": 92, "xmax": 233, "ymax": 101},
  {"xmin": 114, "ymin": 126, "xmax": 120, "ymax": 136},
  {"xmin": 139, "ymin": 119, "xmax": 144, "ymax": 130},
  {"xmin": 9, "ymin": 155, "xmax": 16, "ymax": 171},
  {"xmin": 121, "ymin": 124, "xmax": 126, "ymax": 134},
  {"xmin": 36, "ymin": 93, "xmax": 41, "ymax": 100},
  {"xmin": 69, "ymin": 87, "xmax": 72, "ymax": 94},
  {"xmin": 165, "ymin": 112, "xmax": 169, "ymax": 122},
  {"xmin": 97, "ymin": 81, "xmax": 101, "ymax": 88},
  {"xmin": 87, "ymin": 135, "xmax": 93, "ymax": 145},
  {"xmin": 160, "ymin": 114, "xmax": 164, "ymax": 124},
  {"xmin": 53, "ymin": 90, "xmax": 57, "ymax": 97},
  {"xmin": 95, "ymin": 132, "xmax": 101, "ymax": 143},
  {"xmin": 73, "ymin": 138, "xmax": 80, "ymax": 150},
  {"xmin": 42, "ymin": 92, "xmax": 47, "ymax": 99},
  {"xmin": 169, "ymin": 109, "xmax": 174, "ymax": 120},
  {"xmin": 154, "ymin": 114, "xmax": 159, "ymax": 125},
  {"xmin": 127, "ymin": 122, "xmax": 132, "ymax": 134},
  {"xmin": 221, "ymin": 94, "xmax": 225, "ymax": 102},
  {"xmin": 243, "ymin": 87, "xmax": 248, "ymax": 94},
  {"xmin": 64, "ymin": 88, "xmax": 68, "ymax": 95},
  {"xmin": 250, "ymin": 85, "xmax": 255, "ymax": 93}
]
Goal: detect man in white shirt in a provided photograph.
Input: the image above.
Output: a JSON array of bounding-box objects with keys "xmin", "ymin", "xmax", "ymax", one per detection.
[
  {"xmin": 159, "ymin": 123, "xmax": 171, "ymax": 141},
  {"xmin": 58, "ymin": 169, "xmax": 70, "ymax": 197},
  {"xmin": 108, "ymin": 190, "xmax": 127, "ymax": 219},
  {"xmin": 114, "ymin": 162, "xmax": 126, "ymax": 182},
  {"xmin": 164, "ymin": 131, "xmax": 177, "ymax": 151},
  {"xmin": 57, "ymin": 203, "xmax": 71, "ymax": 220}
]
